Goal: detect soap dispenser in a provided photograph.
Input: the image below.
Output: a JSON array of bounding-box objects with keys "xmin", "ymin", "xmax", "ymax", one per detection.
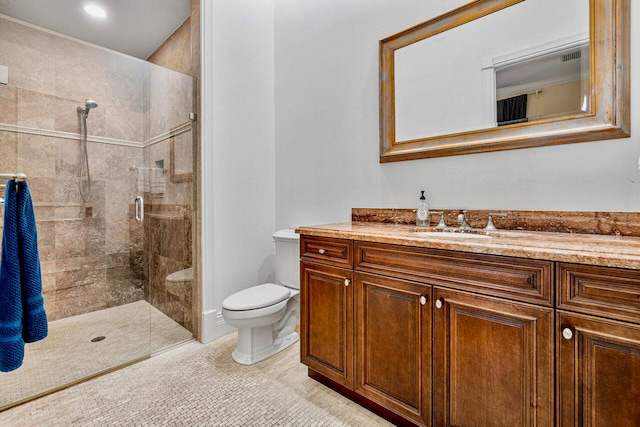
[{"xmin": 416, "ymin": 190, "xmax": 429, "ymax": 227}]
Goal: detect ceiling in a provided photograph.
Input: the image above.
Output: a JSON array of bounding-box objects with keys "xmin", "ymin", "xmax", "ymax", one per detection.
[{"xmin": 0, "ymin": 0, "xmax": 191, "ymax": 59}]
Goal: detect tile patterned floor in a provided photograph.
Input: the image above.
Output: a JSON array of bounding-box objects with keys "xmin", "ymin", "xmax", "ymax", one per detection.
[
  {"xmin": 0, "ymin": 330, "xmax": 393, "ymax": 426},
  {"xmin": 1, "ymin": 301, "xmax": 193, "ymax": 410}
]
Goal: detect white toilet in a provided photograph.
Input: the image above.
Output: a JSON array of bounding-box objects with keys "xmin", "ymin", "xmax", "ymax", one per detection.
[{"xmin": 222, "ymin": 229, "xmax": 300, "ymax": 365}]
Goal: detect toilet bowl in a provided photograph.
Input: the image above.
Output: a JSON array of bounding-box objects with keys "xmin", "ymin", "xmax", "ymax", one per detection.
[
  {"xmin": 221, "ymin": 230, "xmax": 300, "ymax": 365},
  {"xmin": 166, "ymin": 267, "xmax": 193, "ymax": 300}
]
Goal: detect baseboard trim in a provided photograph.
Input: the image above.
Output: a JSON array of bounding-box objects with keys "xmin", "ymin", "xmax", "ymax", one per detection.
[
  {"xmin": 215, "ymin": 312, "xmax": 236, "ymax": 338},
  {"xmin": 201, "ymin": 309, "xmax": 218, "ymax": 343}
]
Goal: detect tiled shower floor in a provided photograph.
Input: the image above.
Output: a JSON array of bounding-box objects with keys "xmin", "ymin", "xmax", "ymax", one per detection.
[{"xmin": 0, "ymin": 300, "xmax": 193, "ymax": 410}]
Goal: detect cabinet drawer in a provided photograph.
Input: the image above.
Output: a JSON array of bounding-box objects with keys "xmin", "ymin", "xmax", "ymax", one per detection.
[
  {"xmin": 301, "ymin": 236, "xmax": 353, "ymax": 268},
  {"xmin": 355, "ymin": 242, "xmax": 553, "ymax": 306},
  {"xmin": 558, "ymin": 263, "xmax": 640, "ymax": 324}
]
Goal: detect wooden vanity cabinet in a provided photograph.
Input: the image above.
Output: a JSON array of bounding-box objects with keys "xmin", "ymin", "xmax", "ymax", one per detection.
[
  {"xmin": 556, "ymin": 312, "xmax": 640, "ymax": 427},
  {"xmin": 556, "ymin": 263, "xmax": 640, "ymax": 426},
  {"xmin": 301, "ymin": 235, "xmax": 640, "ymax": 427},
  {"xmin": 355, "ymin": 272, "xmax": 432, "ymax": 426},
  {"xmin": 300, "ymin": 236, "xmax": 354, "ymax": 388},
  {"xmin": 301, "ymin": 235, "xmax": 433, "ymax": 425},
  {"xmin": 301, "ymin": 236, "xmax": 556, "ymax": 426},
  {"xmin": 432, "ymin": 287, "xmax": 554, "ymax": 427},
  {"xmin": 353, "ymin": 241, "xmax": 554, "ymax": 426}
]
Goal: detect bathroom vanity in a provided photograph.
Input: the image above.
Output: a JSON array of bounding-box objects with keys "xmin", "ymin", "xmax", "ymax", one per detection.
[{"xmin": 297, "ymin": 210, "xmax": 640, "ymax": 427}]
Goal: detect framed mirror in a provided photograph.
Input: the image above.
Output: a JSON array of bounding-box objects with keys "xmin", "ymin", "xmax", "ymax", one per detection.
[{"xmin": 379, "ymin": 0, "xmax": 629, "ymax": 162}]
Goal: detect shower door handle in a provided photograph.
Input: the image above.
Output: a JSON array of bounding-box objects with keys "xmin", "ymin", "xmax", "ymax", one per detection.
[{"xmin": 135, "ymin": 196, "xmax": 144, "ymax": 222}]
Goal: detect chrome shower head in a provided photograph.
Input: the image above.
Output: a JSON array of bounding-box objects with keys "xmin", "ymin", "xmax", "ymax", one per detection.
[
  {"xmin": 78, "ymin": 98, "xmax": 98, "ymax": 118},
  {"xmin": 85, "ymin": 98, "xmax": 98, "ymax": 109}
]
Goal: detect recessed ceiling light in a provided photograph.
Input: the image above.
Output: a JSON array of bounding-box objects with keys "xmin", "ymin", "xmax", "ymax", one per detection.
[{"xmin": 84, "ymin": 4, "xmax": 107, "ymax": 18}]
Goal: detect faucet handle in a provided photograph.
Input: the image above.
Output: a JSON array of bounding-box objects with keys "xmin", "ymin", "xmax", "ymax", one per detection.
[
  {"xmin": 485, "ymin": 212, "xmax": 507, "ymax": 230},
  {"xmin": 430, "ymin": 211, "xmax": 446, "ymax": 228},
  {"xmin": 456, "ymin": 210, "xmax": 472, "ymax": 230}
]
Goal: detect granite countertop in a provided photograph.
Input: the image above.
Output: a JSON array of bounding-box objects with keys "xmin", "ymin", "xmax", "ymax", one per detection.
[{"xmin": 296, "ymin": 221, "xmax": 640, "ymax": 270}]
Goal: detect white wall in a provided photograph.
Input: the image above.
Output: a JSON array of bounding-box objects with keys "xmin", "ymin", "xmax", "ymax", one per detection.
[
  {"xmin": 200, "ymin": 0, "xmax": 639, "ymax": 341},
  {"xmin": 200, "ymin": 0, "xmax": 276, "ymax": 341},
  {"xmin": 274, "ymin": 0, "xmax": 640, "ymax": 230}
]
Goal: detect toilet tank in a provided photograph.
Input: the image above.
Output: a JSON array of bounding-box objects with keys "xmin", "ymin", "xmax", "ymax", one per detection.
[{"xmin": 272, "ymin": 229, "xmax": 300, "ymax": 289}]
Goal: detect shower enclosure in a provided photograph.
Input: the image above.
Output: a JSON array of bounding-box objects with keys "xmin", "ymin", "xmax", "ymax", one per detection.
[{"xmin": 0, "ymin": 15, "xmax": 197, "ymax": 410}]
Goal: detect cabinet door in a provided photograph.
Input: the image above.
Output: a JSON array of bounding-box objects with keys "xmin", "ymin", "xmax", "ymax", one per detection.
[
  {"xmin": 557, "ymin": 312, "xmax": 640, "ymax": 427},
  {"xmin": 433, "ymin": 288, "xmax": 553, "ymax": 427},
  {"xmin": 300, "ymin": 261, "xmax": 354, "ymax": 388},
  {"xmin": 355, "ymin": 272, "xmax": 432, "ymax": 426}
]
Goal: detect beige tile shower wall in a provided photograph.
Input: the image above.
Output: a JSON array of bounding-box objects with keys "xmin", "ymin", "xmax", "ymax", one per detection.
[
  {"xmin": 0, "ymin": 17, "xmax": 146, "ymax": 141},
  {"xmin": 146, "ymin": 18, "xmax": 192, "ymax": 76},
  {"xmin": 148, "ymin": 64, "xmax": 194, "ymax": 138},
  {"xmin": 0, "ymin": 16, "xmax": 146, "ymax": 320}
]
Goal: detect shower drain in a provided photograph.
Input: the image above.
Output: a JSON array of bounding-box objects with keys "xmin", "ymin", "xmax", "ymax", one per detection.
[{"xmin": 91, "ymin": 336, "xmax": 106, "ymax": 343}]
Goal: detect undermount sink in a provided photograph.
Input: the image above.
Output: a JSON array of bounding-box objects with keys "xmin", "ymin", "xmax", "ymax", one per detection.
[{"xmin": 411, "ymin": 230, "xmax": 493, "ymax": 239}]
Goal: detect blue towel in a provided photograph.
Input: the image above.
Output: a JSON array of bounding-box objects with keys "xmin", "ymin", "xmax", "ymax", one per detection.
[
  {"xmin": 17, "ymin": 181, "xmax": 47, "ymax": 343},
  {"xmin": 0, "ymin": 180, "xmax": 47, "ymax": 372},
  {"xmin": 0, "ymin": 181, "xmax": 25, "ymax": 372}
]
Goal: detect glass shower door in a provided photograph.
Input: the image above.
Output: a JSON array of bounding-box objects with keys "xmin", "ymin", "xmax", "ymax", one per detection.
[
  {"xmin": 143, "ymin": 63, "xmax": 196, "ymax": 354},
  {"xmin": 0, "ymin": 22, "xmax": 195, "ymax": 408}
]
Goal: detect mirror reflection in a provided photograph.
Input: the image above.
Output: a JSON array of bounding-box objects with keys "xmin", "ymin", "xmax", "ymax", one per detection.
[
  {"xmin": 495, "ymin": 39, "xmax": 589, "ymax": 126},
  {"xmin": 393, "ymin": 0, "xmax": 589, "ymax": 142}
]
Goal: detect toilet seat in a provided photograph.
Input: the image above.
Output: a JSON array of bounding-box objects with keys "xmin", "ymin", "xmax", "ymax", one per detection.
[
  {"xmin": 222, "ymin": 283, "xmax": 291, "ymax": 311},
  {"xmin": 222, "ymin": 299, "xmax": 288, "ymax": 322}
]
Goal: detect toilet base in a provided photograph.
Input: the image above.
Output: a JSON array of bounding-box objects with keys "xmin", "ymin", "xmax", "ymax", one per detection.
[{"xmin": 231, "ymin": 328, "xmax": 299, "ymax": 365}]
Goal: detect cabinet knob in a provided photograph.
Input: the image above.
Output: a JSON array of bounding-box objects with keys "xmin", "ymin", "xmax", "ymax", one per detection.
[
  {"xmin": 318, "ymin": 249, "xmax": 326, "ymax": 254},
  {"xmin": 344, "ymin": 278, "xmax": 351, "ymax": 287},
  {"xmin": 420, "ymin": 295, "xmax": 428, "ymax": 305},
  {"xmin": 562, "ymin": 327, "xmax": 574, "ymax": 340},
  {"xmin": 435, "ymin": 298, "xmax": 444, "ymax": 309}
]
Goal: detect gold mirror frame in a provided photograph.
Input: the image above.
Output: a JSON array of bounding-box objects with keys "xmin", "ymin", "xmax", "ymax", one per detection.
[{"xmin": 379, "ymin": 0, "xmax": 630, "ymax": 162}]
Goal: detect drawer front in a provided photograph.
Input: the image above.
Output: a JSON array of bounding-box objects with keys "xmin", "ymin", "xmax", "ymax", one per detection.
[
  {"xmin": 301, "ymin": 235, "xmax": 353, "ymax": 268},
  {"xmin": 558, "ymin": 263, "xmax": 640, "ymax": 323},
  {"xmin": 355, "ymin": 242, "xmax": 553, "ymax": 306}
]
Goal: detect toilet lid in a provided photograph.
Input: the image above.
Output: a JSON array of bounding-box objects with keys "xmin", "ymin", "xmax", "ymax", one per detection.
[{"xmin": 222, "ymin": 283, "xmax": 291, "ymax": 311}]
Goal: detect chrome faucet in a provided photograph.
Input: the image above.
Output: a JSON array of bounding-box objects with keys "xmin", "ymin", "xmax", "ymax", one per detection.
[
  {"xmin": 457, "ymin": 210, "xmax": 472, "ymax": 231},
  {"xmin": 484, "ymin": 212, "xmax": 507, "ymax": 231}
]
